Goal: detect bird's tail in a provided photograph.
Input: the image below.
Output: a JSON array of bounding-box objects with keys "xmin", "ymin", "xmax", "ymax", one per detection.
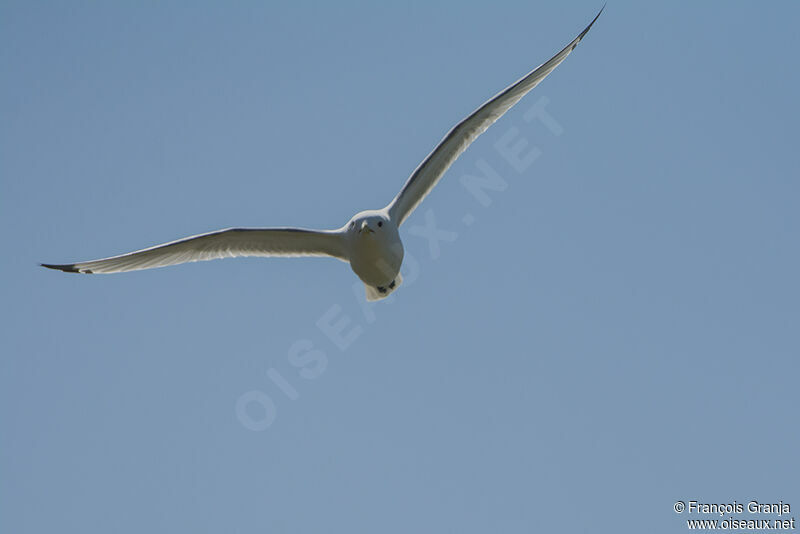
[{"xmin": 364, "ymin": 272, "xmax": 403, "ymax": 301}]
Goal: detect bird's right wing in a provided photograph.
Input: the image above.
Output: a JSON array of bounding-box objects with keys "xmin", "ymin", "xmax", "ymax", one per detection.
[
  {"xmin": 42, "ymin": 227, "xmax": 348, "ymax": 274},
  {"xmin": 387, "ymin": 7, "xmax": 602, "ymax": 226}
]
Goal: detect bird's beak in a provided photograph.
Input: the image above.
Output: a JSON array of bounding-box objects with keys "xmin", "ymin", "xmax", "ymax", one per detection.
[{"xmin": 360, "ymin": 221, "xmax": 373, "ymax": 234}]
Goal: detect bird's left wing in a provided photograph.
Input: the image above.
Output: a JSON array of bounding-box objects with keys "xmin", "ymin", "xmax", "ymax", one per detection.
[
  {"xmin": 387, "ymin": 8, "xmax": 602, "ymax": 226},
  {"xmin": 41, "ymin": 227, "xmax": 348, "ymax": 274}
]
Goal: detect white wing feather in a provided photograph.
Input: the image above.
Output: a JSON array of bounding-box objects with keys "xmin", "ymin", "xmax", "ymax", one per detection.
[
  {"xmin": 387, "ymin": 8, "xmax": 602, "ymax": 226},
  {"xmin": 42, "ymin": 227, "xmax": 348, "ymax": 274}
]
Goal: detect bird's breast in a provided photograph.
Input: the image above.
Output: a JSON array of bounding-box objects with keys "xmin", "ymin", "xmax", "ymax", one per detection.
[{"xmin": 349, "ymin": 234, "xmax": 404, "ymax": 286}]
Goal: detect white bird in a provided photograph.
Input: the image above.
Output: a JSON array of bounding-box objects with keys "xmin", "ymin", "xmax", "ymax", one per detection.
[{"xmin": 43, "ymin": 9, "xmax": 602, "ymax": 301}]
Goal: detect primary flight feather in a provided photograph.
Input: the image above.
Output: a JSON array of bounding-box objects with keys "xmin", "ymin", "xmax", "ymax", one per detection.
[{"xmin": 43, "ymin": 9, "xmax": 603, "ymax": 301}]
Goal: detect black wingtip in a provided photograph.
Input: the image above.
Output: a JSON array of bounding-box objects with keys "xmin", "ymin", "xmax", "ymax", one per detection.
[
  {"xmin": 41, "ymin": 263, "xmax": 86, "ymax": 274},
  {"xmin": 580, "ymin": 5, "xmax": 605, "ymax": 40}
]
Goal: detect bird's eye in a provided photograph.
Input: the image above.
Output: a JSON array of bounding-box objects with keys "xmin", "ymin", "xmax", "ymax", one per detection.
[{"xmin": 377, "ymin": 221, "xmax": 383, "ymax": 227}]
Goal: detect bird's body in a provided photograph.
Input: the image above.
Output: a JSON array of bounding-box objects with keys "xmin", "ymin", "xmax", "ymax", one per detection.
[
  {"xmin": 346, "ymin": 211, "xmax": 404, "ymax": 296},
  {"xmin": 43, "ymin": 9, "xmax": 602, "ymax": 301}
]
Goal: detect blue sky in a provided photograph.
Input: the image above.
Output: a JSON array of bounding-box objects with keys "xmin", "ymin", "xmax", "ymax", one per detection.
[{"xmin": 2, "ymin": 2, "xmax": 799, "ymax": 532}]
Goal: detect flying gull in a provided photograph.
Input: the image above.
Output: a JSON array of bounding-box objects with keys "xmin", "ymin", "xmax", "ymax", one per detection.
[{"xmin": 43, "ymin": 9, "xmax": 603, "ymax": 301}]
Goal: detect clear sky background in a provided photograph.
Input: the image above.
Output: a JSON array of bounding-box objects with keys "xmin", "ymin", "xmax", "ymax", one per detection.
[{"xmin": 2, "ymin": 2, "xmax": 799, "ymax": 532}]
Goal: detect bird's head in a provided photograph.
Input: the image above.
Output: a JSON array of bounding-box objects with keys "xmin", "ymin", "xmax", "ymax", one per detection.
[{"xmin": 347, "ymin": 211, "xmax": 392, "ymax": 238}]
